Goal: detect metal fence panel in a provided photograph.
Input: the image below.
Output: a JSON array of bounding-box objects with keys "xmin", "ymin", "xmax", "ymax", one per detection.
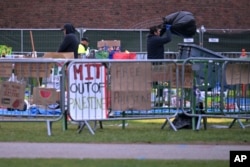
[
  {"xmin": 65, "ymin": 59, "xmax": 188, "ymax": 134},
  {"xmin": 181, "ymin": 57, "xmax": 250, "ymax": 130},
  {"xmin": 0, "ymin": 58, "xmax": 67, "ymax": 136},
  {"xmin": 2, "ymin": 56, "xmax": 250, "ymax": 136},
  {"xmin": 1, "ymin": 28, "xmax": 249, "ymax": 55}
]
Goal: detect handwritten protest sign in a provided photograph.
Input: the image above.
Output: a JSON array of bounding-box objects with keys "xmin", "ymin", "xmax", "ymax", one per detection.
[
  {"xmin": 0, "ymin": 81, "xmax": 26, "ymax": 110},
  {"xmin": 0, "ymin": 63, "xmax": 13, "ymax": 77},
  {"xmin": 111, "ymin": 62, "xmax": 152, "ymax": 110},
  {"xmin": 226, "ymin": 63, "xmax": 250, "ymax": 85},
  {"xmin": 68, "ymin": 63, "xmax": 108, "ymax": 120}
]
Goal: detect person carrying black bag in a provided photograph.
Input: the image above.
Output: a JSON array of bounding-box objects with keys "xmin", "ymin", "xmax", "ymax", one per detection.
[
  {"xmin": 147, "ymin": 24, "xmax": 172, "ymax": 105},
  {"xmin": 147, "ymin": 24, "xmax": 172, "ymax": 60}
]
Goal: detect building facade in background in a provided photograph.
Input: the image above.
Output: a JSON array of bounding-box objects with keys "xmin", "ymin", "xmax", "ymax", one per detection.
[{"xmin": 0, "ymin": 0, "xmax": 249, "ymax": 29}]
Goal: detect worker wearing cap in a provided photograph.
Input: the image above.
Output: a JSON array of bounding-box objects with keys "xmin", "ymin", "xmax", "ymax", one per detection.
[
  {"xmin": 58, "ymin": 23, "xmax": 79, "ymax": 59},
  {"xmin": 78, "ymin": 37, "xmax": 90, "ymax": 58}
]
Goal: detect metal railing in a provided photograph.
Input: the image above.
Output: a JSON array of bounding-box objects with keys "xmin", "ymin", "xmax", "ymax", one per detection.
[
  {"xmin": 181, "ymin": 57, "xmax": 250, "ymax": 130},
  {"xmin": 1, "ymin": 43, "xmax": 250, "ymax": 136},
  {"xmin": 0, "ymin": 58, "xmax": 67, "ymax": 136}
]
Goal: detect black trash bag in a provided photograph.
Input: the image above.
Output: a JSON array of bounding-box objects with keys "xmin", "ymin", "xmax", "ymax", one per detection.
[
  {"xmin": 161, "ymin": 11, "xmax": 196, "ymax": 38},
  {"xmin": 171, "ymin": 113, "xmax": 192, "ymax": 129},
  {"xmin": 171, "ymin": 102, "xmax": 204, "ymax": 130}
]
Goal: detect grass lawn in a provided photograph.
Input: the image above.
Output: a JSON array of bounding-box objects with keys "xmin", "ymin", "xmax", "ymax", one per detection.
[
  {"xmin": 0, "ymin": 159, "xmax": 228, "ymax": 167},
  {"xmin": 0, "ymin": 118, "xmax": 248, "ymax": 167},
  {"xmin": 0, "ymin": 118, "xmax": 249, "ymax": 144}
]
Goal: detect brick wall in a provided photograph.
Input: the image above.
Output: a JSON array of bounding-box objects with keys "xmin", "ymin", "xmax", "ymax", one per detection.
[{"xmin": 1, "ymin": 0, "xmax": 249, "ymax": 29}]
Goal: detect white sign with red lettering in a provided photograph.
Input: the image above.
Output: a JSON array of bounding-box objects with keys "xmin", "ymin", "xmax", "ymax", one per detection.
[{"xmin": 68, "ymin": 63, "xmax": 108, "ymax": 120}]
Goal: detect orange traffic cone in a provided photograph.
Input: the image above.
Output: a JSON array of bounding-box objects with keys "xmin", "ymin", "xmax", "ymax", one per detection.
[{"xmin": 240, "ymin": 48, "xmax": 247, "ymax": 58}]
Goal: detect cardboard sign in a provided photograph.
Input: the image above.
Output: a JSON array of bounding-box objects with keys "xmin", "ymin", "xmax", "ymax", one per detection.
[
  {"xmin": 226, "ymin": 63, "xmax": 250, "ymax": 85},
  {"xmin": 43, "ymin": 52, "xmax": 74, "ymax": 59},
  {"xmin": 0, "ymin": 63, "xmax": 13, "ymax": 77},
  {"xmin": 68, "ymin": 63, "xmax": 108, "ymax": 120},
  {"xmin": 111, "ymin": 91, "xmax": 151, "ymax": 110},
  {"xmin": 32, "ymin": 87, "xmax": 60, "ymax": 105},
  {"xmin": 14, "ymin": 62, "xmax": 53, "ymax": 78},
  {"xmin": 152, "ymin": 63, "xmax": 193, "ymax": 88},
  {"xmin": 111, "ymin": 62, "xmax": 151, "ymax": 110},
  {"xmin": 0, "ymin": 81, "xmax": 26, "ymax": 110}
]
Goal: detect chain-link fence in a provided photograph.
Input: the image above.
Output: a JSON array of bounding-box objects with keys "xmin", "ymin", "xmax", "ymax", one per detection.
[{"xmin": 0, "ymin": 28, "xmax": 249, "ymax": 57}]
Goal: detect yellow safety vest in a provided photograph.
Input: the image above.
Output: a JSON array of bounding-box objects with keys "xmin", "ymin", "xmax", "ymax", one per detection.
[{"xmin": 78, "ymin": 44, "xmax": 86, "ymax": 54}]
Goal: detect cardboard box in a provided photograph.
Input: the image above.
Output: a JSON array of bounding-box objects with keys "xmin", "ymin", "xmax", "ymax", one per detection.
[
  {"xmin": 14, "ymin": 62, "xmax": 54, "ymax": 78},
  {"xmin": 97, "ymin": 40, "xmax": 121, "ymax": 48},
  {"xmin": 43, "ymin": 52, "xmax": 74, "ymax": 59},
  {"xmin": 32, "ymin": 87, "xmax": 60, "ymax": 105}
]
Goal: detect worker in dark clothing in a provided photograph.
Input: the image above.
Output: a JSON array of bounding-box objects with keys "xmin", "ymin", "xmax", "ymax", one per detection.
[
  {"xmin": 147, "ymin": 24, "xmax": 172, "ymax": 59},
  {"xmin": 58, "ymin": 23, "xmax": 79, "ymax": 59},
  {"xmin": 147, "ymin": 24, "xmax": 172, "ymax": 106}
]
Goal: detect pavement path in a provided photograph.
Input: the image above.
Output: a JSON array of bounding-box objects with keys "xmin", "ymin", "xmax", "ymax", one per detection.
[{"xmin": 1, "ymin": 142, "xmax": 250, "ymax": 160}]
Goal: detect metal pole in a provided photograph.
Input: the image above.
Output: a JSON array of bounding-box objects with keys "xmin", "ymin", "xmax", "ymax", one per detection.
[
  {"xmin": 200, "ymin": 25, "xmax": 206, "ymax": 48},
  {"xmin": 139, "ymin": 30, "xmax": 142, "ymax": 52},
  {"xmin": 21, "ymin": 29, "xmax": 23, "ymax": 52}
]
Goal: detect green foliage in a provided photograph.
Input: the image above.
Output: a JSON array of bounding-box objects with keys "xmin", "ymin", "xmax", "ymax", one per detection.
[{"xmin": 0, "ymin": 45, "xmax": 12, "ymax": 56}]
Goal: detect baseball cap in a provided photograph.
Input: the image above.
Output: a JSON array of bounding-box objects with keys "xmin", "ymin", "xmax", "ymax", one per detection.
[{"xmin": 81, "ymin": 37, "xmax": 89, "ymax": 42}]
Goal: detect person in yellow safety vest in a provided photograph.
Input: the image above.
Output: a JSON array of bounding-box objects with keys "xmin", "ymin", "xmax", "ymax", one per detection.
[{"xmin": 78, "ymin": 37, "xmax": 90, "ymax": 58}]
